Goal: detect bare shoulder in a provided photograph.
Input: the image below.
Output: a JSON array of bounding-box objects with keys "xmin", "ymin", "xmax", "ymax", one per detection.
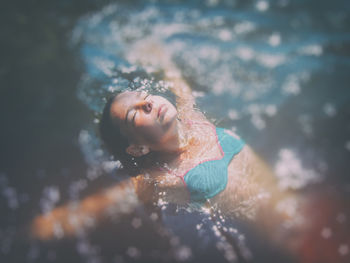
[
  {"xmin": 228, "ymin": 145, "xmax": 273, "ymax": 176},
  {"xmin": 178, "ymin": 106, "xmax": 208, "ymax": 124}
]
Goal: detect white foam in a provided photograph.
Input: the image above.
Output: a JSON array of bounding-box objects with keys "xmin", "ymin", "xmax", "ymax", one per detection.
[
  {"xmin": 251, "ymin": 115, "xmax": 266, "ymax": 130},
  {"xmin": 131, "ymin": 217, "xmax": 142, "ymax": 229},
  {"xmin": 265, "ymin": 104, "xmax": 277, "ymax": 116},
  {"xmin": 268, "ymin": 32, "xmax": 281, "ymax": 47},
  {"xmin": 298, "ymin": 114, "xmax": 313, "ymax": 136},
  {"xmin": 40, "ymin": 186, "xmax": 60, "ymax": 214},
  {"xmin": 235, "ymin": 47, "xmax": 255, "ymax": 61},
  {"xmin": 102, "ymin": 160, "xmax": 121, "ymax": 173},
  {"xmin": 234, "ymin": 21, "xmax": 256, "ymax": 35},
  {"xmin": 336, "ymin": 213, "xmax": 346, "ymax": 223},
  {"xmin": 228, "ymin": 109, "xmax": 240, "ymax": 120},
  {"xmin": 275, "ymin": 149, "xmax": 323, "ymax": 190},
  {"xmin": 256, "ymin": 1, "xmax": 269, "ymax": 12},
  {"xmin": 323, "ymin": 103, "xmax": 337, "ymax": 117},
  {"xmin": 206, "ymin": 0, "xmax": 220, "ymax": 7},
  {"xmin": 338, "ymin": 244, "xmax": 349, "ymax": 256},
  {"xmin": 299, "ymin": 45, "xmax": 323, "ymax": 56},
  {"xmin": 321, "ymin": 227, "xmax": 332, "ymax": 239},
  {"xmin": 175, "ymin": 246, "xmax": 192, "ymax": 261},
  {"xmin": 3, "ymin": 187, "xmax": 19, "ymax": 210},
  {"xmin": 256, "ymin": 53, "xmax": 286, "ymax": 68},
  {"xmin": 92, "ymin": 57, "xmax": 115, "ymax": 77},
  {"xmin": 218, "ymin": 29, "xmax": 232, "ymax": 41},
  {"xmin": 282, "ymin": 75, "xmax": 301, "ymax": 95}
]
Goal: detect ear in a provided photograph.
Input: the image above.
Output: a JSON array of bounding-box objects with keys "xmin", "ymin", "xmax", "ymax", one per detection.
[{"xmin": 126, "ymin": 144, "xmax": 150, "ymax": 157}]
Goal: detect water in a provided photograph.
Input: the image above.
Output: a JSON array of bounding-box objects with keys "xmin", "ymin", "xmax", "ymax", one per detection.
[{"xmin": 1, "ymin": 0, "xmax": 350, "ymax": 262}]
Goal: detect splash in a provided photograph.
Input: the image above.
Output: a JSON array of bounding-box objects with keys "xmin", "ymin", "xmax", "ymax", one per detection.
[{"xmin": 274, "ymin": 148, "xmax": 323, "ymax": 190}]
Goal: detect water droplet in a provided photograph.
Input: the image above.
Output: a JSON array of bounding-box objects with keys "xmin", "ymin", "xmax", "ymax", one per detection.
[
  {"xmin": 268, "ymin": 33, "xmax": 281, "ymax": 47},
  {"xmin": 344, "ymin": 141, "xmax": 350, "ymax": 151},
  {"xmin": 126, "ymin": 246, "xmax": 140, "ymax": 258},
  {"xmin": 131, "ymin": 217, "xmax": 142, "ymax": 229},
  {"xmin": 323, "ymin": 103, "xmax": 337, "ymax": 117},
  {"xmin": 336, "ymin": 213, "xmax": 346, "ymax": 223},
  {"xmin": 256, "ymin": 1, "xmax": 269, "ymax": 12},
  {"xmin": 338, "ymin": 244, "xmax": 349, "ymax": 256},
  {"xmin": 321, "ymin": 227, "xmax": 332, "ymax": 239}
]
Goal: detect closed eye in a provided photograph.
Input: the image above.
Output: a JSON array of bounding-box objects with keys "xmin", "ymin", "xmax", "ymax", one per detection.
[
  {"xmin": 132, "ymin": 111, "xmax": 137, "ymax": 126},
  {"xmin": 131, "ymin": 94, "xmax": 150, "ymax": 126}
]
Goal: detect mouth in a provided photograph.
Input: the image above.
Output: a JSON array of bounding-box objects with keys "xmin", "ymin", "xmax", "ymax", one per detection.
[{"xmin": 158, "ymin": 104, "xmax": 167, "ymax": 118}]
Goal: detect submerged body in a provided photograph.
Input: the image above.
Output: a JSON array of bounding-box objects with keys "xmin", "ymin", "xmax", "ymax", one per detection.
[
  {"xmin": 31, "ymin": 40, "xmax": 314, "ymax": 261},
  {"xmin": 32, "ymin": 62, "xmax": 290, "ymax": 245}
]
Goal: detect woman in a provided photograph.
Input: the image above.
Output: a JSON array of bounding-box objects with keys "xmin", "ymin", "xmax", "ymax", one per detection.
[
  {"xmin": 100, "ymin": 82, "xmax": 286, "ymax": 218},
  {"xmin": 31, "ymin": 41, "xmax": 294, "ymax": 242},
  {"xmin": 98, "ymin": 41, "xmax": 294, "ymax": 226},
  {"xmin": 31, "ymin": 41, "xmax": 338, "ymax": 263}
]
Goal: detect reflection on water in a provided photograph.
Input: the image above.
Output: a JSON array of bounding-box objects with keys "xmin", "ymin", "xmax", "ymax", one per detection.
[{"xmin": 1, "ymin": 0, "xmax": 350, "ymax": 262}]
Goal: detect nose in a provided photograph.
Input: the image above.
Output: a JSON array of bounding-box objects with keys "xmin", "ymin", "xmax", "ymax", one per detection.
[{"xmin": 141, "ymin": 101, "xmax": 152, "ymax": 113}]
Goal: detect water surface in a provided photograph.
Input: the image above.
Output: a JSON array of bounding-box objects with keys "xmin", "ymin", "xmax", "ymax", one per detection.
[{"xmin": 1, "ymin": 0, "xmax": 350, "ymax": 262}]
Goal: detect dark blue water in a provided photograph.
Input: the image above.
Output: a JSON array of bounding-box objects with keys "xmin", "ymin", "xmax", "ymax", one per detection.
[{"xmin": 1, "ymin": 0, "xmax": 350, "ymax": 262}]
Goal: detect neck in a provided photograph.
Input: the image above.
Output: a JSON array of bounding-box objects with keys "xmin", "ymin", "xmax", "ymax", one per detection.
[{"xmin": 151, "ymin": 118, "xmax": 189, "ymax": 161}]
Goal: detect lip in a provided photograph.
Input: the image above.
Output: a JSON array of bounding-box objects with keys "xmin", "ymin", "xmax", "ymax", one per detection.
[{"xmin": 158, "ymin": 104, "xmax": 167, "ymax": 118}]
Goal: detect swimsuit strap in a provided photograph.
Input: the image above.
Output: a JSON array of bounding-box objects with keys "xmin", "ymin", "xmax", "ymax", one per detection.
[{"xmin": 156, "ymin": 165, "xmax": 188, "ymax": 188}]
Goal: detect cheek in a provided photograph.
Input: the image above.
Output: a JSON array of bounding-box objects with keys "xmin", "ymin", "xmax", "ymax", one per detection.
[
  {"xmin": 140, "ymin": 125, "xmax": 164, "ymax": 144},
  {"xmin": 135, "ymin": 120, "xmax": 164, "ymax": 143}
]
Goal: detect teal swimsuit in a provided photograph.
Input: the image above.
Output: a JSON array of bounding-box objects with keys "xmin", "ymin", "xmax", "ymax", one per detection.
[{"xmin": 174, "ymin": 124, "xmax": 245, "ymax": 203}]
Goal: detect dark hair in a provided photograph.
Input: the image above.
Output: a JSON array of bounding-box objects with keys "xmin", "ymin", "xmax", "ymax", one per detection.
[
  {"xmin": 99, "ymin": 89, "xmax": 176, "ymax": 174},
  {"xmin": 99, "ymin": 92, "xmax": 140, "ymax": 174}
]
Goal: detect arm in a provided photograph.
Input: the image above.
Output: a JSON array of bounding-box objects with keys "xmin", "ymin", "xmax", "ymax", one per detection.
[
  {"xmin": 126, "ymin": 38, "xmax": 195, "ymax": 111},
  {"xmin": 31, "ymin": 176, "xmax": 153, "ymax": 240},
  {"xmin": 160, "ymin": 52, "xmax": 195, "ymax": 111}
]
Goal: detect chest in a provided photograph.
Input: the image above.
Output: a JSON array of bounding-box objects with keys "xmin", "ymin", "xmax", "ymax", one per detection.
[
  {"xmin": 171, "ymin": 124, "xmax": 223, "ymax": 176},
  {"xmin": 173, "ymin": 127, "xmax": 245, "ymax": 202}
]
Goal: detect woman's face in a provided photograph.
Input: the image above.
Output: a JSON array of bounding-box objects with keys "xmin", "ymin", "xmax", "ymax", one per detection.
[{"xmin": 110, "ymin": 91, "xmax": 178, "ymax": 147}]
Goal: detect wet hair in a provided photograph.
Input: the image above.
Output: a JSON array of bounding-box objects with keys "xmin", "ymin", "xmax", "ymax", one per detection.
[
  {"xmin": 99, "ymin": 92, "xmax": 139, "ymax": 174},
  {"xmin": 99, "ymin": 89, "xmax": 177, "ymax": 174}
]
